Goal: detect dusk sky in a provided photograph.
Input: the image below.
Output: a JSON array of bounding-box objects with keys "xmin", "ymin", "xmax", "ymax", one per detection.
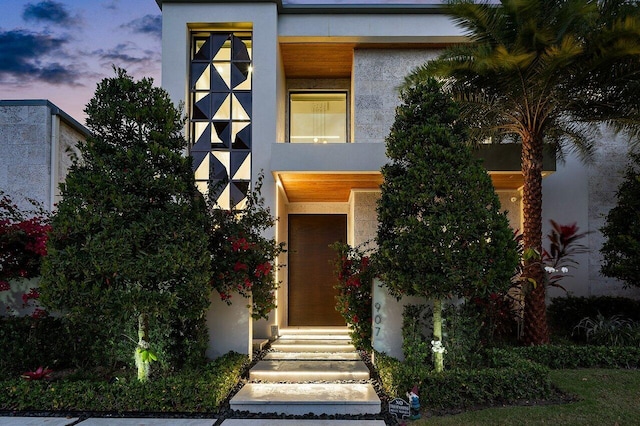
[{"xmin": 0, "ymin": 0, "xmax": 162, "ymax": 123}]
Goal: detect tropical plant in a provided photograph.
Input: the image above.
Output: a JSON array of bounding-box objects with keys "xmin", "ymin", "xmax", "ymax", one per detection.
[
  {"xmin": 39, "ymin": 68, "xmax": 211, "ymax": 382},
  {"xmin": 404, "ymin": 0, "xmax": 640, "ymax": 344},
  {"xmin": 375, "ymin": 77, "xmax": 518, "ymax": 372},
  {"xmin": 206, "ymin": 173, "xmax": 285, "ymax": 320},
  {"xmin": 573, "ymin": 313, "xmax": 639, "ymax": 346},
  {"xmin": 331, "ymin": 242, "xmax": 373, "ymax": 350},
  {"xmin": 600, "ymin": 152, "xmax": 640, "ymax": 288}
]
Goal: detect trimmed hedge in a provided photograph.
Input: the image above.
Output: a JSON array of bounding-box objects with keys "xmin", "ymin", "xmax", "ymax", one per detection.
[
  {"xmin": 490, "ymin": 345, "xmax": 640, "ymax": 369},
  {"xmin": 375, "ymin": 351, "xmax": 552, "ymax": 410},
  {"xmin": 0, "ymin": 352, "xmax": 247, "ymax": 412}
]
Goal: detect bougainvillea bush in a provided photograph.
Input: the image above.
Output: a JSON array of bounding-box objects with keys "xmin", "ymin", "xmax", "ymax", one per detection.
[
  {"xmin": 331, "ymin": 242, "xmax": 373, "ymax": 350},
  {"xmin": 0, "ymin": 190, "xmax": 50, "ymax": 317},
  {"xmin": 207, "ymin": 173, "xmax": 285, "ymax": 320}
]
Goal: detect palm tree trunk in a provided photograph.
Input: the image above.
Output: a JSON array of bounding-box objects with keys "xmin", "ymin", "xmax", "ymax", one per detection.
[{"xmin": 521, "ymin": 135, "xmax": 550, "ymax": 345}]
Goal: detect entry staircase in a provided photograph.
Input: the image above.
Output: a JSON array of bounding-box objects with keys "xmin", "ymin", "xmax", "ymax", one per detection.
[{"xmin": 230, "ymin": 327, "xmax": 382, "ymax": 416}]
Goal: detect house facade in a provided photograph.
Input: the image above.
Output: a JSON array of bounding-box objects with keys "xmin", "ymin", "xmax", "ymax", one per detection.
[{"xmin": 156, "ymin": 0, "xmax": 636, "ymax": 357}]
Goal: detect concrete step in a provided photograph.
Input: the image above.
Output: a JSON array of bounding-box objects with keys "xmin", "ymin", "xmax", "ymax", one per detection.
[
  {"xmin": 263, "ymin": 352, "xmax": 362, "ymax": 361},
  {"xmin": 278, "ymin": 334, "xmax": 351, "ymax": 340},
  {"xmin": 249, "ymin": 360, "xmax": 370, "ymax": 381},
  {"xmin": 270, "ymin": 339, "xmax": 356, "ymax": 353},
  {"xmin": 230, "ymin": 383, "xmax": 381, "ymax": 415},
  {"xmin": 278, "ymin": 327, "xmax": 350, "ymax": 336}
]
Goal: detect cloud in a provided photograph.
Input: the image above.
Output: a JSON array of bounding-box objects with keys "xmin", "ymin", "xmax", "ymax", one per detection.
[
  {"xmin": 102, "ymin": 0, "xmax": 120, "ymax": 11},
  {"xmin": 23, "ymin": 1, "xmax": 81, "ymax": 27},
  {"xmin": 0, "ymin": 29, "xmax": 81, "ymax": 85},
  {"xmin": 121, "ymin": 14, "xmax": 161, "ymax": 39},
  {"xmin": 92, "ymin": 42, "xmax": 161, "ymax": 69}
]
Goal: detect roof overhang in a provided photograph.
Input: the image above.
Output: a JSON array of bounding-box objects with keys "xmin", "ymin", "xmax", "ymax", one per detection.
[
  {"xmin": 272, "ymin": 143, "xmax": 556, "ymax": 203},
  {"xmin": 156, "ymin": 0, "xmax": 449, "ymax": 14}
]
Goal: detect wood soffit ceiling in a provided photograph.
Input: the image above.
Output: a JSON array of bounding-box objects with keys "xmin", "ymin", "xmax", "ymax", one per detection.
[
  {"xmin": 280, "ymin": 42, "xmax": 450, "ymax": 79},
  {"xmin": 277, "ymin": 172, "xmax": 529, "ymax": 203}
]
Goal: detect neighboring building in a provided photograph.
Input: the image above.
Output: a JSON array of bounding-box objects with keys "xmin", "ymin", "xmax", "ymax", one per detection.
[
  {"xmin": 156, "ymin": 0, "xmax": 639, "ymax": 357},
  {"xmin": 0, "ymin": 100, "xmax": 88, "ymax": 211},
  {"xmin": 0, "ymin": 100, "xmax": 88, "ymax": 316}
]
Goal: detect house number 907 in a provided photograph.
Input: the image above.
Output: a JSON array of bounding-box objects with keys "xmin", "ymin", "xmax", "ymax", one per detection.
[{"xmin": 374, "ymin": 302, "xmax": 382, "ymax": 336}]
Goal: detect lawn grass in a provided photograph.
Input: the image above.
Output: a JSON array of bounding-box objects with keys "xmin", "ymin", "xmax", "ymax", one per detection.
[{"xmin": 412, "ymin": 369, "xmax": 640, "ymax": 425}]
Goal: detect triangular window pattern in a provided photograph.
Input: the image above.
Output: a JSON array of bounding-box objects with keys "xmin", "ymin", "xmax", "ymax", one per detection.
[{"xmin": 190, "ymin": 30, "xmax": 252, "ymax": 209}]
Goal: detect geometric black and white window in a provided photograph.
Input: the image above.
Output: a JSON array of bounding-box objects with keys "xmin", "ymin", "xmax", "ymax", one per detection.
[{"xmin": 190, "ymin": 31, "xmax": 252, "ymax": 209}]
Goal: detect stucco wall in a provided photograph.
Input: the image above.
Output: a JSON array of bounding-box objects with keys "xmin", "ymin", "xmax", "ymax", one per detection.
[
  {"xmin": 0, "ymin": 104, "xmax": 52, "ymax": 210},
  {"xmin": 586, "ymin": 129, "xmax": 640, "ymax": 298},
  {"xmin": 56, "ymin": 121, "xmax": 82, "ymax": 205},
  {"xmin": 353, "ymin": 49, "xmax": 441, "ymax": 144},
  {"xmin": 349, "ymin": 190, "xmax": 380, "ymax": 250}
]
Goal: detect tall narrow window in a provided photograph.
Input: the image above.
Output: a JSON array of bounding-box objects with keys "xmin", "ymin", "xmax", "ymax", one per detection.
[
  {"xmin": 189, "ymin": 31, "xmax": 252, "ymax": 209},
  {"xmin": 289, "ymin": 92, "xmax": 347, "ymax": 143}
]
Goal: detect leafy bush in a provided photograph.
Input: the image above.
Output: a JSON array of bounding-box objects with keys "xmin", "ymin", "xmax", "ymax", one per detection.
[
  {"xmin": 548, "ymin": 296, "xmax": 640, "ymax": 340},
  {"xmin": 331, "ymin": 242, "xmax": 373, "ymax": 350},
  {"xmin": 0, "ymin": 316, "xmax": 75, "ymax": 376},
  {"xmin": 375, "ymin": 351, "xmax": 551, "ymax": 410},
  {"xmin": 207, "ymin": 173, "xmax": 285, "ymax": 320},
  {"xmin": 489, "ymin": 345, "xmax": 640, "ymax": 369},
  {"xmin": 600, "ymin": 152, "xmax": 640, "ymax": 288},
  {"xmin": 40, "ymin": 69, "xmax": 211, "ymax": 379},
  {"xmin": 573, "ymin": 313, "xmax": 639, "ymax": 346},
  {"xmin": 402, "ymin": 303, "xmax": 488, "ymax": 371},
  {"xmin": 0, "ymin": 352, "xmax": 247, "ymax": 412}
]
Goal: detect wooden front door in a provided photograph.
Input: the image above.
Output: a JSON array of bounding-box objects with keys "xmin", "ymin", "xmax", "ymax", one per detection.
[{"xmin": 288, "ymin": 214, "xmax": 347, "ymax": 326}]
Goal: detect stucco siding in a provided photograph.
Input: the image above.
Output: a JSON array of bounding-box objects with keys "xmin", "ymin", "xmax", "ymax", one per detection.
[{"xmin": 353, "ymin": 49, "xmax": 441, "ymax": 144}]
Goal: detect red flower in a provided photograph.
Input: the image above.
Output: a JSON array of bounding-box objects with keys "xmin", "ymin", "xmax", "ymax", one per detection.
[
  {"xmin": 255, "ymin": 262, "xmax": 272, "ymax": 277},
  {"xmin": 31, "ymin": 308, "xmax": 48, "ymax": 319},
  {"xmin": 234, "ymin": 261, "xmax": 248, "ymax": 272},
  {"xmin": 21, "ymin": 366, "xmax": 53, "ymax": 380},
  {"xmin": 0, "ymin": 281, "xmax": 9, "ymax": 292}
]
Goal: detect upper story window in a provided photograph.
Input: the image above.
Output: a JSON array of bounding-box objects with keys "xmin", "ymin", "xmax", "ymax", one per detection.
[{"xmin": 289, "ymin": 92, "xmax": 348, "ymax": 143}]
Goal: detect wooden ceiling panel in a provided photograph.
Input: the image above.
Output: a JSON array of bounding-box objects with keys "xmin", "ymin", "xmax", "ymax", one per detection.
[
  {"xmin": 491, "ymin": 173, "xmax": 524, "ymax": 190},
  {"xmin": 278, "ymin": 172, "xmax": 524, "ymax": 203},
  {"xmin": 279, "ymin": 173, "xmax": 383, "ymax": 202},
  {"xmin": 281, "ymin": 43, "xmax": 355, "ymax": 78}
]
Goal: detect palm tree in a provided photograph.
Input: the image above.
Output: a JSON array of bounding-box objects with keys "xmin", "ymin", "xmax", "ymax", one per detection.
[{"xmin": 404, "ymin": 0, "xmax": 640, "ymax": 344}]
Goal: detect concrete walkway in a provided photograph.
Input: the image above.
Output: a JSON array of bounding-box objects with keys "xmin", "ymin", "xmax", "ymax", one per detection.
[{"xmin": 0, "ymin": 419, "xmax": 386, "ymax": 425}]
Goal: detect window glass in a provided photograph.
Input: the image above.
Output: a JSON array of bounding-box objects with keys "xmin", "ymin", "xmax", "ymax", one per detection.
[{"xmin": 290, "ymin": 92, "xmax": 347, "ymax": 143}]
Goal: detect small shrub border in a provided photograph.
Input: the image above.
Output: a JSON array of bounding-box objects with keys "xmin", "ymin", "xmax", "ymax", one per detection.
[
  {"xmin": 374, "ymin": 350, "xmax": 552, "ymax": 410},
  {"xmin": 0, "ymin": 352, "xmax": 247, "ymax": 412},
  {"xmin": 490, "ymin": 345, "xmax": 640, "ymax": 369}
]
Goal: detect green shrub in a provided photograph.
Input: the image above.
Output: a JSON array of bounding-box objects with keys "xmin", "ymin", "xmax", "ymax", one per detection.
[
  {"xmin": 491, "ymin": 345, "xmax": 640, "ymax": 369},
  {"xmin": 375, "ymin": 351, "xmax": 551, "ymax": 410},
  {"xmin": 548, "ymin": 296, "xmax": 640, "ymax": 340},
  {"xmin": 0, "ymin": 316, "xmax": 75, "ymax": 376},
  {"xmin": 0, "ymin": 352, "xmax": 247, "ymax": 412},
  {"xmin": 402, "ymin": 303, "xmax": 487, "ymax": 371}
]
